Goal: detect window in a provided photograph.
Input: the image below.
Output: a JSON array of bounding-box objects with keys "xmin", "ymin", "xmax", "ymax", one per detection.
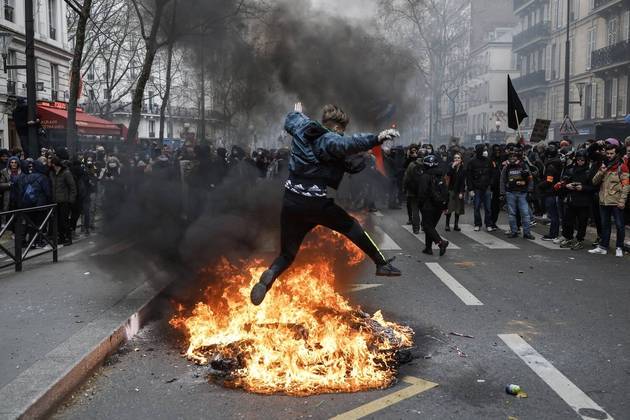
[
  {"xmin": 87, "ymin": 65, "xmax": 94, "ymax": 81},
  {"xmin": 584, "ymin": 84, "xmax": 592, "ymax": 120},
  {"xmin": 103, "ymin": 88, "xmax": 110, "ymax": 100},
  {"xmin": 50, "ymin": 63, "xmax": 59, "ymax": 100},
  {"xmin": 551, "ymin": 43, "xmax": 557, "ymax": 79},
  {"xmin": 587, "ymin": 28, "xmax": 597, "ymax": 69},
  {"xmin": 48, "ymin": 0, "xmax": 57, "ymax": 39},
  {"xmin": 148, "ymin": 120, "xmax": 155, "ymax": 137},
  {"xmin": 4, "ymin": 0, "xmax": 14, "ymax": 22},
  {"xmin": 612, "ymin": 78, "xmax": 618, "ymax": 117},
  {"xmin": 607, "ymin": 17, "xmax": 618, "ymax": 46},
  {"xmin": 148, "ymin": 91, "xmax": 154, "ymax": 111},
  {"xmin": 6, "ymin": 50, "xmax": 16, "ymax": 94},
  {"xmin": 89, "ymin": 89, "xmax": 95, "ymax": 101},
  {"xmin": 618, "ymin": 75, "xmax": 627, "ymax": 116}
]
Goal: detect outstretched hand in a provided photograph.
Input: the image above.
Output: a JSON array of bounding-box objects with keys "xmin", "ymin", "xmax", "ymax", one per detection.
[
  {"xmin": 377, "ymin": 128, "xmax": 400, "ymax": 143},
  {"xmin": 294, "ymin": 102, "xmax": 303, "ymax": 113}
]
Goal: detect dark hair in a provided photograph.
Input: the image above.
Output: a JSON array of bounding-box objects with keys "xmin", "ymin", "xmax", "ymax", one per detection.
[
  {"xmin": 321, "ymin": 104, "xmax": 349, "ymax": 129},
  {"xmin": 51, "ymin": 156, "xmax": 63, "ymax": 167}
]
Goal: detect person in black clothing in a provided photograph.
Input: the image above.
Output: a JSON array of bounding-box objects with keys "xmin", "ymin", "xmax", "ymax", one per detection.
[
  {"xmin": 404, "ymin": 146, "xmax": 419, "ymax": 225},
  {"xmin": 445, "ymin": 152, "xmax": 466, "ymax": 232},
  {"xmin": 489, "ymin": 144, "xmax": 503, "ymax": 229},
  {"xmin": 538, "ymin": 144, "xmax": 562, "ymax": 240},
  {"xmin": 556, "ymin": 149, "xmax": 596, "ymax": 250},
  {"xmin": 466, "ymin": 144, "xmax": 495, "ymax": 232},
  {"xmin": 417, "ymin": 155, "xmax": 449, "ymax": 256},
  {"xmin": 250, "ymin": 103, "xmax": 402, "ymax": 306}
]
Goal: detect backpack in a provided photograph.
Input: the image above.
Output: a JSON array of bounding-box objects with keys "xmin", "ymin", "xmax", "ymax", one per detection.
[
  {"xmin": 22, "ymin": 180, "xmax": 39, "ymax": 207},
  {"xmin": 430, "ymin": 174, "xmax": 449, "ymax": 209}
]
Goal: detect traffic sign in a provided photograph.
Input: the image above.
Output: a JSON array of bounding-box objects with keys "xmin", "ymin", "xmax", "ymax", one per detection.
[{"xmin": 559, "ymin": 115, "xmax": 579, "ymax": 136}]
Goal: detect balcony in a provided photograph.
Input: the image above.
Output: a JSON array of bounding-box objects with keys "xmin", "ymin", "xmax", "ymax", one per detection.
[
  {"xmin": 512, "ymin": 21, "xmax": 550, "ymax": 52},
  {"xmin": 6, "ymin": 80, "xmax": 15, "ymax": 95},
  {"xmin": 591, "ymin": 40, "xmax": 630, "ymax": 72},
  {"xmin": 511, "ymin": 70, "xmax": 546, "ymax": 91},
  {"xmin": 593, "ymin": 0, "xmax": 630, "ymax": 15}
]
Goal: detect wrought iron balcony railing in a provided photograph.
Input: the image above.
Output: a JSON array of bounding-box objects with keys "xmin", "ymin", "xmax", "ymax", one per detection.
[
  {"xmin": 591, "ymin": 40, "xmax": 630, "ymax": 71},
  {"xmin": 511, "ymin": 70, "xmax": 546, "ymax": 90},
  {"xmin": 513, "ymin": 21, "xmax": 551, "ymax": 51}
]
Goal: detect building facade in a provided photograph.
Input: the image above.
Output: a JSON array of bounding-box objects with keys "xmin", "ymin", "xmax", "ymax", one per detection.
[
  {"xmin": 512, "ymin": 0, "xmax": 630, "ymax": 142},
  {"xmin": 0, "ymin": 0, "xmax": 73, "ymax": 149}
]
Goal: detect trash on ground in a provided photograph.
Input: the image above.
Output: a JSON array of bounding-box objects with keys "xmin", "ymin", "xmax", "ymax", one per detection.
[
  {"xmin": 477, "ymin": 379, "xmax": 485, "ymax": 383},
  {"xmin": 450, "ymin": 332, "xmax": 474, "ymax": 339},
  {"xmin": 506, "ymin": 384, "xmax": 527, "ymax": 398},
  {"xmin": 165, "ymin": 378, "xmax": 178, "ymax": 384},
  {"xmin": 83, "ymin": 272, "xmax": 90, "ymax": 275}
]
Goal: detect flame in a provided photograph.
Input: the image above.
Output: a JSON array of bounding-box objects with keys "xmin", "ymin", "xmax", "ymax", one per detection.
[{"xmin": 170, "ymin": 228, "xmax": 413, "ymax": 396}]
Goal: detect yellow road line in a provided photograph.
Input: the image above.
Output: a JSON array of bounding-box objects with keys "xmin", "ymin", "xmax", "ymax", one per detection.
[{"xmin": 330, "ymin": 376, "xmax": 438, "ymax": 420}]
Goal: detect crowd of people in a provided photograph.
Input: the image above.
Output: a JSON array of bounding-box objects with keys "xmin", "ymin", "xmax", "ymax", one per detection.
[
  {"xmin": 387, "ymin": 138, "xmax": 630, "ymax": 257},
  {"xmin": 1, "ymin": 135, "xmax": 628, "ymax": 258}
]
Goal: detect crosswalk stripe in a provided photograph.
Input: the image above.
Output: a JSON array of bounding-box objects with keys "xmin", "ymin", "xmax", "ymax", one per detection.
[
  {"xmin": 425, "ymin": 262, "xmax": 483, "ymax": 305},
  {"xmin": 497, "ymin": 225, "xmax": 569, "ymax": 250},
  {"xmin": 401, "ymin": 225, "xmax": 461, "ymax": 249},
  {"xmin": 374, "ymin": 226, "xmax": 402, "ymax": 251},
  {"xmin": 499, "ymin": 334, "xmax": 613, "ymax": 420},
  {"xmin": 458, "ymin": 224, "xmax": 519, "ymax": 249}
]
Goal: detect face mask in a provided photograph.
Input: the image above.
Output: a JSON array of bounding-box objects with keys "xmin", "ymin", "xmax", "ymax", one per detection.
[
  {"xmin": 108, "ymin": 163, "xmax": 117, "ymax": 169},
  {"xmin": 482, "ymin": 151, "xmax": 489, "ymax": 158}
]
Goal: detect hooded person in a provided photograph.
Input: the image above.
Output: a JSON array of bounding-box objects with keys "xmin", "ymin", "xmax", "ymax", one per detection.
[
  {"xmin": 250, "ymin": 103, "xmax": 402, "ymax": 306},
  {"xmin": 50, "ymin": 156, "xmax": 76, "ymax": 245},
  {"xmin": 6, "ymin": 156, "xmax": 23, "ymax": 211},
  {"xmin": 466, "ymin": 144, "xmax": 494, "ymax": 231},
  {"xmin": 17, "ymin": 159, "xmax": 52, "ymax": 247},
  {"xmin": 417, "ymin": 154, "xmax": 449, "ymax": 256}
]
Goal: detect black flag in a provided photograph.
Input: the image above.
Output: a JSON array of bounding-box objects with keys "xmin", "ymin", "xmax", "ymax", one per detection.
[{"xmin": 508, "ymin": 75, "xmax": 528, "ymax": 130}]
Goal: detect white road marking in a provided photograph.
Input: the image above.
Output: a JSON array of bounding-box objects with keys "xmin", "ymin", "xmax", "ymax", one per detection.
[
  {"xmin": 458, "ymin": 224, "xmax": 519, "ymax": 249},
  {"xmin": 90, "ymin": 240, "xmax": 135, "ymax": 257},
  {"xmin": 401, "ymin": 225, "xmax": 461, "ymax": 249},
  {"xmin": 349, "ymin": 283, "xmax": 383, "ymax": 292},
  {"xmin": 499, "ymin": 334, "xmax": 614, "ymax": 420},
  {"xmin": 374, "ymin": 226, "xmax": 401, "ymax": 251},
  {"xmin": 498, "ymin": 225, "xmax": 569, "ymax": 250},
  {"xmin": 425, "ymin": 262, "xmax": 483, "ymax": 306}
]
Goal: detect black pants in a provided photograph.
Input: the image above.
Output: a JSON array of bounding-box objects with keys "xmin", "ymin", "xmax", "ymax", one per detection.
[
  {"xmin": 268, "ymin": 191, "xmax": 387, "ymax": 280},
  {"xmin": 421, "ymin": 206, "xmax": 443, "ymax": 249},
  {"xmin": 409, "ymin": 197, "xmax": 421, "ymax": 231},
  {"xmin": 563, "ymin": 205, "xmax": 590, "ymax": 241},
  {"xmin": 490, "ymin": 188, "xmax": 501, "ymax": 226},
  {"xmin": 591, "ymin": 195, "xmax": 602, "ymax": 236},
  {"xmin": 57, "ymin": 202, "xmax": 71, "ymax": 243}
]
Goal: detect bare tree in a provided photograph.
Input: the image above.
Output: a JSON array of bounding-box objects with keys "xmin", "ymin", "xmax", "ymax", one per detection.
[
  {"xmin": 66, "ymin": 0, "xmax": 94, "ymax": 154},
  {"xmin": 379, "ymin": 0, "xmax": 471, "ymax": 142}
]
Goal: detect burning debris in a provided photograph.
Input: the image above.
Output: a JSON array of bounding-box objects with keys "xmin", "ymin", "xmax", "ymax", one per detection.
[{"xmin": 170, "ymin": 229, "xmax": 414, "ymax": 396}]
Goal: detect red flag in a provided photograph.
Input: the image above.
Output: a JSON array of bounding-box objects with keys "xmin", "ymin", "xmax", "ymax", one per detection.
[{"xmin": 372, "ymin": 145, "xmax": 387, "ymax": 176}]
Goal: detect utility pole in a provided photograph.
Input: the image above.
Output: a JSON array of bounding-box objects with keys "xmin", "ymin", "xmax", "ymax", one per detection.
[
  {"xmin": 199, "ymin": 46, "xmax": 206, "ymax": 143},
  {"xmin": 563, "ymin": 0, "xmax": 571, "ymax": 118},
  {"xmin": 24, "ymin": 0, "xmax": 38, "ymax": 157}
]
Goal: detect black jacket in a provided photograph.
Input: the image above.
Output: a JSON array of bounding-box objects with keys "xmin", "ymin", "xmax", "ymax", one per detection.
[
  {"xmin": 447, "ymin": 165, "xmax": 466, "ymax": 194},
  {"xmin": 417, "ymin": 166, "xmax": 445, "ymax": 210},
  {"xmin": 537, "ymin": 158, "xmax": 562, "ymax": 196},
  {"xmin": 563, "ymin": 164, "xmax": 597, "ymax": 207},
  {"xmin": 466, "ymin": 157, "xmax": 493, "ymax": 191}
]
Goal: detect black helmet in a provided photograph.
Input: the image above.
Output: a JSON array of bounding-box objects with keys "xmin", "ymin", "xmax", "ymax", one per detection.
[{"xmin": 423, "ymin": 154, "xmax": 440, "ymax": 168}]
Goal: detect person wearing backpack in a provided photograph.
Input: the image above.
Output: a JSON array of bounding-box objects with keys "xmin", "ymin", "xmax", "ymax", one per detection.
[
  {"xmin": 17, "ymin": 160, "xmax": 51, "ymax": 248},
  {"xmin": 403, "ymin": 154, "xmax": 424, "ymax": 234},
  {"xmin": 417, "ymin": 154, "xmax": 449, "ymax": 256}
]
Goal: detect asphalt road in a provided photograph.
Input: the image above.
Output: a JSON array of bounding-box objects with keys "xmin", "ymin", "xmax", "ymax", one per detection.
[{"xmin": 53, "ymin": 208, "xmax": 629, "ymax": 420}]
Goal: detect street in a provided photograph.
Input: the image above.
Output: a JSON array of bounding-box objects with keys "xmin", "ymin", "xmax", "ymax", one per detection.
[{"xmin": 52, "ymin": 209, "xmax": 629, "ymax": 420}]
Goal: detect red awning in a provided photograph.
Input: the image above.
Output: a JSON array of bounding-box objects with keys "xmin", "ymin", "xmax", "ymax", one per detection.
[{"xmin": 37, "ymin": 105, "xmax": 123, "ymax": 136}]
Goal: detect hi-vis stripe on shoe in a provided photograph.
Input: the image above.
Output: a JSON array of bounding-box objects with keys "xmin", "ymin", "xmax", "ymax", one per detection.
[
  {"xmin": 373, "ymin": 226, "xmax": 402, "ymax": 251},
  {"xmin": 499, "ymin": 334, "xmax": 614, "ymax": 420},
  {"xmin": 497, "ymin": 225, "xmax": 569, "ymax": 250},
  {"xmin": 458, "ymin": 225, "xmax": 519, "ymax": 249},
  {"xmin": 401, "ymin": 225, "xmax": 461, "ymax": 249}
]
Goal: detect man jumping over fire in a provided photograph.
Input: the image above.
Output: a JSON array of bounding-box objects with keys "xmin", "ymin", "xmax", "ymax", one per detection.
[{"xmin": 251, "ymin": 103, "xmax": 402, "ymax": 305}]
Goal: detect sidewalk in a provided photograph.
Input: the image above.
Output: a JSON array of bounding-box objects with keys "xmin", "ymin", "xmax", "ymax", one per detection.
[{"xmin": 0, "ymin": 236, "xmax": 172, "ymax": 419}]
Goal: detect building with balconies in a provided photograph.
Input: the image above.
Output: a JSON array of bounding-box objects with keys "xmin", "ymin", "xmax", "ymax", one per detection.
[{"xmin": 0, "ymin": 0, "xmax": 73, "ymax": 149}]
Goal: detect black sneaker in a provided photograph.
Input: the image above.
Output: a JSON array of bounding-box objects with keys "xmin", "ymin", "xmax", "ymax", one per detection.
[
  {"xmin": 375, "ymin": 258, "xmax": 402, "ymax": 276},
  {"xmin": 439, "ymin": 240, "xmax": 449, "ymax": 256},
  {"xmin": 406, "ymin": 220, "xmax": 412, "ymax": 226},
  {"xmin": 250, "ymin": 269, "xmax": 276, "ymax": 306},
  {"xmin": 507, "ymin": 232, "xmax": 519, "ymax": 238},
  {"xmin": 412, "ymin": 228, "xmax": 420, "ymax": 234},
  {"xmin": 523, "ymin": 233, "xmax": 535, "ymax": 240},
  {"xmin": 445, "ymin": 226, "xmax": 451, "ymax": 232},
  {"xmin": 422, "ymin": 248, "xmax": 433, "ymax": 256},
  {"xmin": 453, "ymin": 226, "xmax": 461, "ymax": 232}
]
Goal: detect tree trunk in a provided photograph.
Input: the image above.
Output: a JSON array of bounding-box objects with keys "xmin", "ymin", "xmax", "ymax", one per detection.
[
  {"xmin": 66, "ymin": 0, "xmax": 94, "ymax": 155},
  {"xmin": 159, "ymin": 1, "xmax": 176, "ymax": 145},
  {"xmin": 126, "ymin": 0, "xmax": 168, "ymax": 146}
]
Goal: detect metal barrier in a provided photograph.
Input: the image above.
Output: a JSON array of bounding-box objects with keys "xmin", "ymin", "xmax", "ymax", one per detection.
[{"xmin": 0, "ymin": 204, "xmax": 58, "ymax": 272}]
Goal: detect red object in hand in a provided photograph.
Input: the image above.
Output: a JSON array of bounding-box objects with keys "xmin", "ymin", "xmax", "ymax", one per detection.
[
  {"xmin": 372, "ymin": 145, "xmax": 387, "ymax": 177},
  {"xmin": 553, "ymin": 182, "xmax": 564, "ymax": 191}
]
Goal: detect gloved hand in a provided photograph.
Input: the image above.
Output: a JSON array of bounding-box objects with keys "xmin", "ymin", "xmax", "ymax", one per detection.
[{"xmin": 377, "ymin": 128, "xmax": 400, "ymax": 143}]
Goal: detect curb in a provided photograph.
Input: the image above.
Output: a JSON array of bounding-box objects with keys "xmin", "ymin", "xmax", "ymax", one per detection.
[{"xmin": 0, "ymin": 267, "xmax": 171, "ymax": 420}]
